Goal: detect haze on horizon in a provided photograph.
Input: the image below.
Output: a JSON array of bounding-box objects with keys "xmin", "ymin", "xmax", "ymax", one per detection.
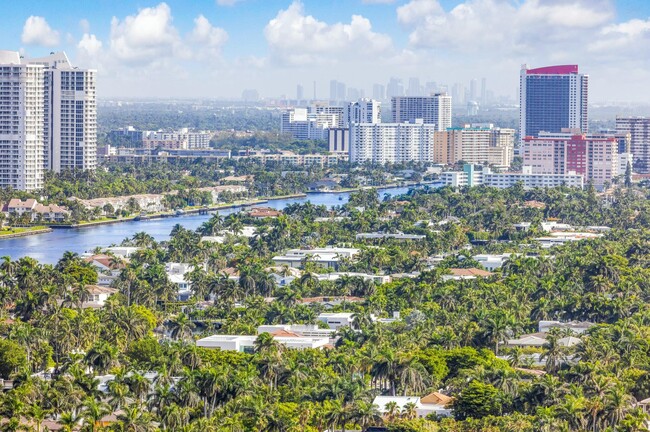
[{"xmin": 4, "ymin": 0, "xmax": 650, "ymax": 103}]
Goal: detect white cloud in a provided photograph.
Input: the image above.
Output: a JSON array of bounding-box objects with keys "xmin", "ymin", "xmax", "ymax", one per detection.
[
  {"xmin": 264, "ymin": 1, "xmax": 393, "ymax": 65},
  {"xmin": 589, "ymin": 18, "xmax": 650, "ymax": 54},
  {"xmin": 362, "ymin": 0, "xmax": 396, "ymax": 3},
  {"xmin": 78, "ymin": 34, "xmax": 103, "ymax": 58},
  {"xmin": 79, "ymin": 18, "xmax": 90, "ymax": 34},
  {"xmin": 216, "ymin": 0, "xmax": 243, "ymax": 5},
  {"xmin": 191, "ymin": 15, "xmax": 229, "ymax": 57},
  {"xmin": 109, "ymin": 3, "xmax": 183, "ymax": 65},
  {"xmin": 21, "ymin": 16, "xmax": 60, "ymax": 47},
  {"xmin": 397, "ymin": 0, "xmax": 613, "ymax": 55}
]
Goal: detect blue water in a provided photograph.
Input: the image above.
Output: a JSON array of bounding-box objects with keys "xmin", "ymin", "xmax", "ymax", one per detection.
[{"xmin": 0, "ymin": 186, "xmax": 414, "ymax": 264}]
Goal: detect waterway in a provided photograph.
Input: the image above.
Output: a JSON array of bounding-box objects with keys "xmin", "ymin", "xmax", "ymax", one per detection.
[{"xmin": 0, "ymin": 185, "xmax": 416, "ymax": 264}]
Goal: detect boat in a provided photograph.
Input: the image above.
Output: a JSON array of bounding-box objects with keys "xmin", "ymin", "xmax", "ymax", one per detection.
[
  {"xmin": 175, "ymin": 210, "xmax": 185, "ymax": 216},
  {"xmin": 338, "ymin": 196, "xmax": 343, "ymax": 200}
]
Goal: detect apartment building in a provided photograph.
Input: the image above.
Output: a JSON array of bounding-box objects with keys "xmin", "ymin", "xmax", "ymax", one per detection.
[
  {"xmin": 142, "ymin": 128, "xmax": 213, "ymax": 150},
  {"xmin": 616, "ymin": 117, "xmax": 650, "ymax": 173},
  {"xmin": 391, "ymin": 93, "xmax": 452, "ymax": 131},
  {"xmin": 434, "ymin": 124, "xmax": 515, "ymax": 167},
  {"xmin": 522, "ymin": 131, "xmax": 619, "ymax": 186},
  {"xmin": 0, "ymin": 51, "xmax": 45, "ymax": 190},
  {"xmin": 349, "ymin": 121, "xmax": 438, "ymax": 164}
]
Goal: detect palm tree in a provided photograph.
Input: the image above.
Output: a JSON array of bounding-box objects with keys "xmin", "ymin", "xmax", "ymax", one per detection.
[
  {"xmin": 85, "ymin": 340, "xmax": 118, "ymax": 374},
  {"xmin": 167, "ymin": 313, "xmax": 196, "ymax": 340},
  {"xmin": 401, "ymin": 402, "xmax": 418, "ymax": 420},
  {"xmin": 348, "ymin": 400, "xmax": 383, "ymax": 430},
  {"xmin": 80, "ymin": 397, "xmax": 111, "ymax": 432}
]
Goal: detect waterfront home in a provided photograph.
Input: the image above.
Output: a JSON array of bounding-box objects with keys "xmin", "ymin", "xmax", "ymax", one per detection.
[
  {"xmin": 272, "ymin": 247, "xmax": 360, "ymax": 269},
  {"xmin": 196, "ymin": 333, "xmax": 330, "ymax": 352},
  {"xmin": 373, "ymin": 392, "xmax": 453, "ymax": 418},
  {"xmin": 355, "ymin": 232, "xmax": 426, "ymax": 241},
  {"xmin": 248, "ymin": 207, "xmax": 282, "ymax": 218},
  {"xmin": 442, "ymin": 268, "xmax": 494, "ymax": 281}
]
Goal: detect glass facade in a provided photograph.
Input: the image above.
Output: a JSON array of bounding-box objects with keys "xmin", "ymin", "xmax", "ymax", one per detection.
[{"xmin": 525, "ymin": 75, "xmax": 571, "ymax": 137}]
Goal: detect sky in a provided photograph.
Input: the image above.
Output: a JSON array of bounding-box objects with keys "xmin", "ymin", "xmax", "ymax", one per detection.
[{"xmin": 4, "ymin": 0, "xmax": 650, "ymax": 102}]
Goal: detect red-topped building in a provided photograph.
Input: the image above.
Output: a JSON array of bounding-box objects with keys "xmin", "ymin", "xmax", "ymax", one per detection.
[{"xmin": 520, "ymin": 64, "xmax": 589, "ymax": 144}]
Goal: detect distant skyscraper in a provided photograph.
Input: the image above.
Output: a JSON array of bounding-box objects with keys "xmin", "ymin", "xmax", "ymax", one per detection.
[
  {"xmin": 452, "ymin": 83, "xmax": 464, "ymax": 105},
  {"xmin": 241, "ymin": 89, "xmax": 259, "ymax": 102},
  {"xmin": 337, "ymin": 82, "xmax": 346, "ymax": 102},
  {"xmin": 481, "ymin": 77, "xmax": 487, "ymax": 104},
  {"xmin": 296, "ymin": 84, "xmax": 304, "ymax": 103},
  {"xmin": 519, "ymin": 64, "xmax": 589, "ymax": 142},
  {"xmin": 386, "ymin": 77, "xmax": 403, "ymax": 98},
  {"xmin": 407, "ymin": 77, "xmax": 421, "ymax": 96},
  {"xmin": 391, "ymin": 93, "xmax": 452, "ymax": 131},
  {"xmin": 424, "ymin": 81, "xmax": 438, "ymax": 96},
  {"xmin": 469, "ymin": 78, "xmax": 478, "ymax": 102},
  {"xmin": 329, "ymin": 80, "xmax": 338, "ymax": 101},
  {"xmin": 372, "ymin": 84, "xmax": 385, "ymax": 101}
]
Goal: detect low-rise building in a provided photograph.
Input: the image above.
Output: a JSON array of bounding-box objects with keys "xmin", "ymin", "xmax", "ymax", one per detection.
[
  {"xmin": 196, "ymin": 334, "xmax": 330, "ymax": 352},
  {"xmin": 373, "ymin": 392, "xmax": 453, "ymax": 418},
  {"xmin": 356, "ymin": 232, "xmax": 426, "ymax": 241},
  {"xmin": 82, "ymin": 285, "xmax": 119, "ymax": 308},
  {"xmin": 272, "ymin": 247, "xmax": 360, "ymax": 269},
  {"xmin": 317, "ymin": 312, "xmax": 355, "ymax": 330},
  {"xmin": 442, "ymin": 268, "xmax": 494, "ymax": 281}
]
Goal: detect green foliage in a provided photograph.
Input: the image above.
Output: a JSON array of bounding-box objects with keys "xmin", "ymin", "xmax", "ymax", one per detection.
[
  {"xmin": 0, "ymin": 339, "xmax": 27, "ymax": 379},
  {"xmin": 453, "ymin": 381, "xmax": 502, "ymax": 420}
]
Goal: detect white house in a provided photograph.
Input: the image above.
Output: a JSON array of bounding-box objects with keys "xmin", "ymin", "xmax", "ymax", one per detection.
[
  {"xmin": 257, "ymin": 324, "xmax": 336, "ymax": 338},
  {"xmin": 82, "ymin": 286, "xmax": 118, "ymax": 308},
  {"xmin": 471, "ymin": 254, "xmax": 514, "ymax": 271},
  {"xmin": 272, "ymin": 247, "xmax": 360, "ymax": 269},
  {"xmin": 317, "ymin": 312, "xmax": 356, "ymax": 330},
  {"xmin": 104, "ymin": 246, "xmax": 141, "ymax": 259},
  {"xmin": 196, "ymin": 334, "xmax": 330, "ymax": 353},
  {"xmin": 373, "ymin": 392, "xmax": 453, "ymax": 418}
]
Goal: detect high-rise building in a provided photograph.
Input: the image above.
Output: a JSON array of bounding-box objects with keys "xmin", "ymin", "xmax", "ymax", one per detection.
[
  {"xmin": 616, "ymin": 117, "xmax": 650, "ymax": 173},
  {"xmin": 350, "ymin": 121, "xmax": 438, "ymax": 164},
  {"xmin": 386, "ymin": 77, "xmax": 403, "ymax": 98},
  {"xmin": 29, "ymin": 52, "xmax": 96, "ymax": 172},
  {"xmin": 0, "ymin": 51, "xmax": 45, "ymax": 190},
  {"xmin": 391, "ymin": 93, "xmax": 452, "ymax": 131},
  {"xmin": 481, "ymin": 77, "xmax": 487, "ymax": 104},
  {"xmin": 522, "ymin": 131, "xmax": 618, "ymax": 186},
  {"xmin": 296, "ymin": 84, "xmax": 304, "ymax": 103},
  {"xmin": 520, "ymin": 65, "xmax": 589, "ymax": 143},
  {"xmin": 329, "ymin": 80, "xmax": 338, "ymax": 102},
  {"xmin": 434, "ymin": 124, "xmax": 515, "ymax": 167},
  {"xmin": 469, "ymin": 78, "xmax": 478, "ymax": 102},
  {"xmin": 0, "ymin": 50, "xmax": 97, "ymax": 190},
  {"xmin": 345, "ymin": 98, "xmax": 381, "ymax": 126},
  {"xmin": 407, "ymin": 77, "xmax": 421, "ymax": 96},
  {"xmin": 372, "ymin": 84, "xmax": 385, "ymax": 101}
]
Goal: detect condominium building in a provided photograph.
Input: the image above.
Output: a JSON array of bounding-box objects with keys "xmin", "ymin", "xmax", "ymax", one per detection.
[
  {"xmin": 29, "ymin": 52, "xmax": 96, "ymax": 172},
  {"xmin": 616, "ymin": 117, "xmax": 650, "ymax": 173},
  {"xmin": 345, "ymin": 98, "xmax": 381, "ymax": 126},
  {"xmin": 522, "ymin": 131, "xmax": 618, "ymax": 186},
  {"xmin": 328, "ymin": 128, "xmax": 349, "ymax": 154},
  {"xmin": 434, "ymin": 124, "xmax": 515, "ymax": 167},
  {"xmin": 440, "ymin": 164, "xmax": 584, "ymax": 189},
  {"xmin": 391, "ymin": 93, "xmax": 452, "ymax": 131},
  {"xmin": 280, "ymin": 107, "xmax": 340, "ymax": 140},
  {"xmin": 142, "ymin": 128, "xmax": 213, "ymax": 150},
  {"xmin": 349, "ymin": 121, "xmax": 438, "ymax": 164},
  {"xmin": 520, "ymin": 65, "xmax": 588, "ymax": 143},
  {"xmin": 0, "ymin": 51, "xmax": 45, "ymax": 190}
]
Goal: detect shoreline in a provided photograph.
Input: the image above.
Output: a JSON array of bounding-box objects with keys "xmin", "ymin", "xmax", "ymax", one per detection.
[
  {"xmin": 48, "ymin": 195, "xmax": 307, "ymax": 229},
  {"xmin": 0, "ymin": 228, "xmax": 53, "ymax": 240}
]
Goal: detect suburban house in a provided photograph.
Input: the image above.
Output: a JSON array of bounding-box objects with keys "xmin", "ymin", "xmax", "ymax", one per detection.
[
  {"xmin": 6, "ymin": 198, "xmax": 37, "ymax": 216},
  {"xmin": 538, "ymin": 320, "xmax": 595, "ymax": 334},
  {"xmin": 248, "ymin": 207, "xmax": 282, "ymax": 218},
  {"xmin": 317, "ymin": 312, "xmax": 356, "ymax": 330},
  {"xmin": 505, "ymin": 332, "xmax": 582, "ymax": 348},
  {"xmin": 373, "ymin": 392, "xmax": 454, "ymax": 418},
  {"xmin": 257, "ymin": 324, "xmax": 336, "ymax": 338},
  {"xmin": 471, "ymin": 253, "xmax": 514, "ymax": 271},
  {"xmin": 196, "ymin": 333, "xmax": 330, "ymax": 352},
  {"xmin": 82, "ymin": 286, "xmax": 119, "ymax": 308},
  {"xmin": 442, "ymin": 268, "xmax": 494, "ymax": 281},
  {"xmin": 84, "ymin": 254, "xmax": 125, "ymax": 286},
  {"xmin": 6, "ymin": 199, "xmax": 70, "ymax": 222},
  {"xmin": 272, "ymin": 247, "xmax": 360, "ymax": 269},
  {"xmin": 356, "ymin": 232, "xmax": 426, "ymax": 241},
  {"xmin": 104, "ymin": 247, "xmax": 141, "ymax": 259}
]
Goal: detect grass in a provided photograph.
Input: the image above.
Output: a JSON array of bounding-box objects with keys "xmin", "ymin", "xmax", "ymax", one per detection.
[{"xmin": 0, "ymin": 226, "xmax": 49, "ymax": 236}]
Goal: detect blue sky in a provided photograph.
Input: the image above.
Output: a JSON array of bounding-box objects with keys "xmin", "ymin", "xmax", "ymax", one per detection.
[{"xmin": 5, "ymin": 0, "xmax": 650, "ymax": 101}]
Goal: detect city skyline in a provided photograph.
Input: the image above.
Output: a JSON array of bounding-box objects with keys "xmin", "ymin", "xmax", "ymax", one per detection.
[{"xmin": 3, "ymin": 0, "xmax": 650, "ymax": 102}]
